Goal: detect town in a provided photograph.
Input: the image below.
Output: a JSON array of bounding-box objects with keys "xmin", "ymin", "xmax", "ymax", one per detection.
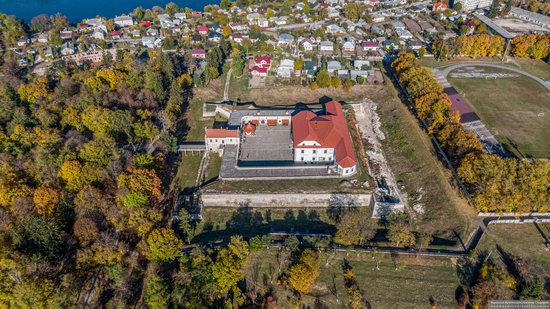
[{"xmin": 0, "ymin": 0, "xmax": 549, "ymax": 308}]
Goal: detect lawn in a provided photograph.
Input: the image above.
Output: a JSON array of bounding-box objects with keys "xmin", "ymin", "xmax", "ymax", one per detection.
[
  {"xmin": 374, "ymin": 81, "xmax": 476, "ymax": 246},
  {"xmin": 243, "ymin": 249, "xmax": 461, "ymax": 308},
  {"xmin": 476, "ymin": 223, "xmax": 550, "ymax": 279},
  {"xmin": 170, "ymin": 153, "xmax": 203, "ymax": 193},
  {"xmin": 449, "ymin": 73, "xmax": 550, "ymax": 158},
  {"xmin": 185, "ymin": 99, "xmax": 215, "ymax": 141},
  {"xmin": 192, "ymin": 207, "xmax": 340, "ymax": 244},
  {"xmin": 204, "ymin": 152, "xmax": 222, "ymax": 182}
]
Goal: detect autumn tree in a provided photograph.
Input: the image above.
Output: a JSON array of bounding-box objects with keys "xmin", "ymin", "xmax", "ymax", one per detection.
[
  {"xmin": 146, "ymin": 228, "xmax": 184, "ymax": 262},
  {"xmin": 287, "ymin": 249, "xmax": 320, "ymax": 294},
  {"xmin": 212, "ymin": 236, "xmax": 249, "ymax": 297},
  {"xmin": 33, "ymin": 185, "xmax": 61, "ymax": 217},
  {"xmin": 334, "ymin": 211, "xmax": 376, "ymax": 246}
]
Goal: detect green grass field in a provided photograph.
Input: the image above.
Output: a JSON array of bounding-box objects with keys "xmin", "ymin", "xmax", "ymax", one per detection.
[
  {"xmin": 243, "ymin": 250, "xmax": 461, "ymax": 308},
  {"xmin": 374, "ymin": 83, "xmax": 476, "ymax": 245},
  {"xmin": 170, "ymin": 153, "xmax": 203, "ymax": 192},
  {"xmin": 449, "ymin": 74, "xmax": 550, "ymax": 158},
  {"xmin": 192, "ymin": 207, "xmax": 339, "ymax": 244}
]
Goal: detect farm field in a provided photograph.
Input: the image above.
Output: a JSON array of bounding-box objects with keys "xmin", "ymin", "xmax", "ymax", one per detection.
[
  {"xmin": 243, "ymin": 250, "xmax": 461, "ymax": 308},
  {"xmin": 449, "ymin": 73, "xmax": 550, "ymax": 158}
]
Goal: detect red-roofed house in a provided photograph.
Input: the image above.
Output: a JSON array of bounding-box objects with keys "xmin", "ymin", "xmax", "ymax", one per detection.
[
  {"xmin": 191, "ymin": 49, "xmax": 206, "ymax": 59},
  {"xmin": 141, "ymin": 20, "xmax": 152, "ymax": 27},
  {"xmin": 432, "ymin": 2, "xmax": 448, "ymax": 12},
  {"xmin": 250, "ymin": 66, "xmax": 268, "ymax": 76},
  {"xmin": 254, "ymin": 56, "xmax": 271, "ymax": 69},
  {"xmin": 292, "ymin": 101, "xmax": 357, "ymax": 176},
  {"xmin": 197, "ymin": 25, "xmax": 209, "ymax": 35},
  {"xmin": 205, "ymin": 128, "xmax": 240, "ymax": 152},
  {"xmin": 361, "ymin": 41, "xmax": 380, "ymax": 52}
]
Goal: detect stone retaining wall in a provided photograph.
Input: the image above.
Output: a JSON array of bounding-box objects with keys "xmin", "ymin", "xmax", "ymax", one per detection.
[{"xmin": 201, "ymin": 193, "xmax": 373, "ymax": 208}]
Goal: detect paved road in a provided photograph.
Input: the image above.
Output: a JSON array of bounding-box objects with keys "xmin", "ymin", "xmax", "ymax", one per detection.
[
  {"xmin": 439, "ymin": 62, "xmax": 550, "ymax": 91},
  {"xmin": 266, "ymin": 21, "xmax": 325, "ymax": 31}
]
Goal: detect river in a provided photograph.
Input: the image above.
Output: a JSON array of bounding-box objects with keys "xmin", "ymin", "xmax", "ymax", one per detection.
[{"xmin": 0, "ymin": 0, "xmax": 219, "ymax": 22}]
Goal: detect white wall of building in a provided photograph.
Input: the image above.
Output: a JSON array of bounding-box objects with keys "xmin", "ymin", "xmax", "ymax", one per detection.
[{"xmin": 294, "ymin": 147, "xmax": 334, "ymax": 163}]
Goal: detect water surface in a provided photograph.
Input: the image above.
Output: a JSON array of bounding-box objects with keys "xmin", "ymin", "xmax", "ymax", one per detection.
[{"xmin": 0, "ymin": 0, "xmax": 218, "ymax": 22}]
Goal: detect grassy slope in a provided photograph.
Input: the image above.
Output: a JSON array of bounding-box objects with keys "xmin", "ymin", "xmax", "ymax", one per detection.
[
  {"xmin": 243, "ymin": 250, "xmax": 461, "ymax": 308},
  {"xmin": 449, "ymin": 74, "xmax": 550, "ymax": 158},
  {"xmin": 373, "ymin": 84, "xmax": 476, "ymax": 244}
]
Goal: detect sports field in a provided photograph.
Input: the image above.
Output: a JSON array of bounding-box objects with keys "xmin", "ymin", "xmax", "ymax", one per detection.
[{"xmin": 449, "ymin": 72, "xmax": 550, "ymax": 158}]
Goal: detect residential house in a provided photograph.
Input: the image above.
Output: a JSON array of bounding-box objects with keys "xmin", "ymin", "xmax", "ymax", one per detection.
[
  {"xmin": 208, "ymin": 32, "xmax": 222, "ymax": 42},
  {"xmin": 142, "ymin": 36, "xmax": 162, "ymax": 48},
  {"xmin": 350, "ymin": 70, "xmax": 369, "ymax": 81},
  {"xmin": 361, "ymin": 41, "xmax": 380, "ymax": 52},
  {"xmin": 92, "ymin": 29, "xmax": 106, "ymax": 40},
  {"xmin": 326, "ymin": 24, "xmax": 346, "ymax": 34},
  {"xmin": 319, "ymin": 41, "xmax": 334, "ymax": 53},
  {"xmin": 250, "ymin": 66, "xmax": 268, "ymax": 77},
  {"xmin": 301, "ymin": 38, "xmax": 315, "ymax": 52},
  {"xmin": 38, "ymin": 32, "xmax": 49, "ymax": 43},
  {"xmin": 197, "ymin": 25, "xmax": 209, "ymax": 35},
  {"xmin": 277, "ymin": 33, "xmax": 294, "ymax": 47},
  {"xmin": 60, "ymin": 30, "xmax": 72, "ymax": 40},
  {"xmin": 304, "ymin": 61, "xmax": 319, "ymax": 78},
  {"xmin": 342, "ymin": 41, "xmax": 355, "ymax": 53},
  {"xmin": 327, "ymin": 60, "xmax": 342, "ymax": 73},
  {"xmin": 17, "ymin": 37, "xmax": 29, "ymax": 47},
  {"xmin": 327, "ymin": 7, "xmax": 340, "ymax": 18},
  {"xmin": 60, "ymin": 42, "xmax": 75, "ymax": 56},
  {"xmin": 192, "ymin": 49, "xmax": 206, "ymax": 59},
  {"xmin": 432, "ymin": 2, "xmax": 448, "ymax": 12},
  {"xmin": 257, "ymin": 17, "xmax": 269, "ymax": 28},
  {"xmin": 277, "ymin": 59, "xmax": 295, "ymax": 78},
  {"xmin": 114, "ymin": 15, "xmax": 134, "ymax": 27},
  {"xmin": 354, "ymin": 60, "xmax": 371, "ymax": 70},
  {"xmin": 254, "ymin": 56, "xmax": 271, "ymax": 69}
]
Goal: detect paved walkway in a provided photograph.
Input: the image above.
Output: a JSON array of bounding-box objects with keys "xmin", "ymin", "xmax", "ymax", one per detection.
[{"xmin": 438, "ymin": 62, "xmax": 550, "ymax": 91}]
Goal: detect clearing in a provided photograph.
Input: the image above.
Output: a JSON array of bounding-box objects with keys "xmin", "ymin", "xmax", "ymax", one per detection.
[{"xmin": 448, "ymin": 71, "xmax": 550, "ymax": 158}]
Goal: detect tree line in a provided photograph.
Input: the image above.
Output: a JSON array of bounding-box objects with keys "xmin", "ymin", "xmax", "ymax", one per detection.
[
  {"xmin": 392, "ymin": 53, "xmax": 549, "ymax": 213},
  {"xmin": 432, "ymin": 33, "xmax": 549, "ymax": 60}
]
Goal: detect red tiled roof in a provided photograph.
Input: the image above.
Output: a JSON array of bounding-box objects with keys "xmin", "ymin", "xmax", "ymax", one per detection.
[
  {"xmin": 255, "ymin": 56, "xmax": 271, "ymax": 65},
  {"xmin": 198, "ymin": 25, "xmax": 209, "ymax": 31},
  {"xmin": 362, "ymin": 41, "xmax": 379, "ymax": 47},
  {"xmin": 205, "ymin": 128, "xmax": 239, "ymax": 138},
  {"xmin": 292, "ymin": 101, "xmax": 356, "ymax": 168},
  {"xmin": 250, "ymin": 66, "xmax": 268, "ymax": 74},
  {"xmin": 243, "ymin": 122, "xmax": 256, "ymax": 134}
]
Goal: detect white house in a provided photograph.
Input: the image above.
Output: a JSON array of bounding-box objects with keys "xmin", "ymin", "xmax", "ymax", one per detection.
[
  {"xmin": 277, "ymin": 59, "xmax": 295, "ymax": 78},
  {"xmin": 114, "ymin": 15, "xmax": 134, "ymax": 27},
  {"xmin": 60, "ymin": 42, "xmax": 75, "ymax": 56},
  {"xmin": 142, "ymin": 36, "xmax": 162, "ymax": 48},
  {"xmin": 319, "ymin": 41, "xmax": 334, "ymax": 52},
  {"xmin": 327, "ymin": 60, "xmax": 342, "ymax": 73}
]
